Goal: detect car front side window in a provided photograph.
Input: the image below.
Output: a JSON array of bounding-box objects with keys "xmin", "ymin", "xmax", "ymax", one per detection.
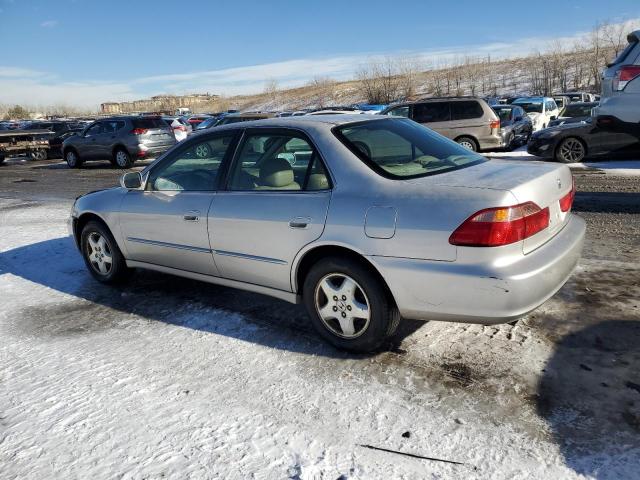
[{"xmin": 148, "ymin": 133, "xmax": 236, "ymax": 192}]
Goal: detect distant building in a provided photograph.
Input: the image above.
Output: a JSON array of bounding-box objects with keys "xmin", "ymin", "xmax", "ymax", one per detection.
[{"xmin": 100, "ymin": 94, "xmax": 219, "ymax": 114}]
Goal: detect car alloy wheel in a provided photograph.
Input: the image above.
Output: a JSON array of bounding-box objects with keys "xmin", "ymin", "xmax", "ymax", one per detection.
[
  {"xmin": 66, "ymin": 150, "xmax": 78, "ymax": 167},
  {"xmin": 558, "ymin": 138, "xmax": 585, "ymax": 163},
  {"xmin": 116, "ymin": 150, "xmax": 130, "ymax": 167},
  {"xmin": 456, "ymin": 137, "xmax": 477, "ymax": 151},
  {"xmin": 85, "ymin": 231, "xmax": 113, "ymax": 275},
  {"xmin": 194, "ymin": 144, "xmax": 211, "ymax": 158},
  {"xmin": 314, "ymin": 273, "xmax": 371, "ymax": 338}
]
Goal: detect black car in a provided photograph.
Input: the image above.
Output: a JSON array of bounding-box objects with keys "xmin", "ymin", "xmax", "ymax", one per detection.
[
  {"xmin": 527, "ymin": 117, "xmax": 640, "ymax": 163},
  {"xmin": 491, "ymin": 105, "xmax": 533, "ymax": 150},
  {"xmin": 548, "ymin": 102, "xmax": 598, "ymax": 127},
  {"xmin": 23, "ymin": 121, "xmax": 84, "ymax": 158}
]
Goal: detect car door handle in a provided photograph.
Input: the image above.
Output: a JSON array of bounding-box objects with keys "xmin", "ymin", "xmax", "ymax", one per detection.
[
  {"xmin": 289, "ymin": 216, "xmax": 311, "ymax": 229},
  {"xmin": 183, "ymin": 210, "xmax": 200, "ymax": 222}
]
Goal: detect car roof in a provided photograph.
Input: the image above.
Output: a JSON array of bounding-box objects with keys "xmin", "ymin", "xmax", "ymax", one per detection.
[{"xmin": 193, "ymin": 114, "xmax": 388, "ymax": 133}]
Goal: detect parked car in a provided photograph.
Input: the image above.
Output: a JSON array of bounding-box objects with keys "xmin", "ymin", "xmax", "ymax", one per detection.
[
  {"xmin": 69, "ymin": 115, "xmax": 584, "ymax": 352},
  {"xmin": 62, "ymin": 116, "xmax": 176, "ymax": 168},
  {"xmin": 527, "ymin": 116, "xmax": 640, "ymax": 162},
  {"xmin": 213, "ymin": 112, "xmax": 276, "ymax": 126},
  {"xmin": 194, "ymin": 116, "xmax": 221, "ymax": 130},
  {"xmin": 553, "ymin": 95, "xmax": 571, "ymax": 110},
  {"xmin": 381, "ymin": 97, "xmax": 503, "ymax": 151},
  {"xmin": 491, "ymin": 105, "xmax": 533, "ymax": 149},
  {"xmin": 162, "ymin": 116, "xmax": 192, "ymax": 142},
  {"xmin": 548, "ymin": 102, "xmax": 598, "ymax": 127},
  {"xmin": 22, "ymin": 120, "xmax": 84, "ymax": 158},
  {"xmin": 555, "ymin": 91, "xmax": 596, "ymax": 103},
  {"xmin": 184, "ymin": 115, "xmax": 212, "ymax": 129},
  {"xmin": 511, "ymin": 97, "xmax": 560, "ymax": 131},
  {"xmin": 595, "ymin": 30, "xmax": 640, "ymax": 140},
  {"xmin": 307, "ymin": 109, "xmax": 364, "ymax": 115}
]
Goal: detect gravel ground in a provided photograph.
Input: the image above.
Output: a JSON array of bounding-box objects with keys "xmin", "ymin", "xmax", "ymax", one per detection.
[{"xmin": 0, "ymin": 155, "xmax": 639, "ymax": 479}]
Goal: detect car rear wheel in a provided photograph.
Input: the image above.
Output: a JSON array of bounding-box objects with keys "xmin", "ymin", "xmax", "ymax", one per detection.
[
  {"xmin": 504, "ymin": 133, "xmax": 515, "ymax": 151},
  {"xmin": 65, "ymin": 149, "xmax": 82, "ymax": 168},
  {"xmin": 556, "ymin": 137, "xmax": 586, "ymax": 163},
  {"xmin": 114, "ymin": 148, "xmax": 133, "ymax": 168},
  {"xmin": 81, "ymin": 221, "xmax": 132, "ymax": 284},
  {"xmin": 303, "ymin": 256, "xmax": 400, "ymax": 352},
  {"xmin": 30, "ymin": 149, "xmax": 47, "ymax": 161},
  {"xmin": 456, "ymin": 136, "xmax": 478, "ymax": 151},
  {"xmin": 194, "ymin": 143, "xmax": 212, "ymax": 158}
]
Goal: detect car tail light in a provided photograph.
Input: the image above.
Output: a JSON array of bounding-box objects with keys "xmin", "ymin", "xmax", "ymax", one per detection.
[
  {"xmin": 559, "ymin": 176, "xmax": 576, "ymax": 212},
  {"xmin": 174, "ymin": 125, "xmax": 187, "ymax": 132},
  {"xmin": 131, "ymin": 128, "xmax": 148, "ymax": 135},
  {"xmin": 489, "ymin": 119, "xmax": 500, "ymax": 130},
  {"xmin": 449, "ymin": 202, "xmax": 550, "ymax": 247},
  {"xmin": 613, "ymin": 65, "xmax": 640, "ymax": 91}
]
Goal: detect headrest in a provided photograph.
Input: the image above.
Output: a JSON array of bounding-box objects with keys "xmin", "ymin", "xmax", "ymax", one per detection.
[
  {"xmin": 260, "ymin": 157, "xmax": 294, "ymax": 187},
  {"xmin": 307, "ymin": 173, "xmax": 329, "ymax": 190}
]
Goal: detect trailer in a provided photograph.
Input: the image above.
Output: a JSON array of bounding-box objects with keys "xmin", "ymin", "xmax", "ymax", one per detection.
[{"xmin": 0, "ymin": 129, "xmax": 51, "ymax": 163}]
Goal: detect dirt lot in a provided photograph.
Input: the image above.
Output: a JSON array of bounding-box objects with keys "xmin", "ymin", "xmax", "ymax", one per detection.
[{"xmin": 1, "ymin": 156, "xmax": 639, "ymax": 479}]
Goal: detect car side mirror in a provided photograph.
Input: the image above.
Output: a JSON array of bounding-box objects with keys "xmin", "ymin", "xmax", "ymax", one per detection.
[{"xmin": 120, "ymin": 171, "xmax": 142, "ymax": 189}]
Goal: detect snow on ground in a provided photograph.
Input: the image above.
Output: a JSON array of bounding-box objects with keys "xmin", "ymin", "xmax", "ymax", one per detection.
[
  {"xmin": 1, "ymin": 199, "xmax": 639, "ymax": 479},
  {"xmin": 486, "ymin": 147, "xmax": 640, "ymax": 176}
]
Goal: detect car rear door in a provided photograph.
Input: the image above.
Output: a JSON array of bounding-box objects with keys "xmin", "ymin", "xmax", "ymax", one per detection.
[
  {"xmin": 209, "ymin": 128, "xmax": 332, "ymax": 292},
  {"xmin": 118, "ymin": 131, "xmax": 240, "ymax": 276}
]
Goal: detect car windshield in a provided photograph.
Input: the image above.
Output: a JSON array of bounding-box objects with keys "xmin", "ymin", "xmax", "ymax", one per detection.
[
  {"xmin": 514, "ymin": 101, "xmax": 543, "ymax": 113},
  {"xmin": 334, "ymin": 118, "xmax": 485, "ymax": 179},
  {"xmin": 561, "ymin": 105, "xmax": 593, "ymax": 117}
]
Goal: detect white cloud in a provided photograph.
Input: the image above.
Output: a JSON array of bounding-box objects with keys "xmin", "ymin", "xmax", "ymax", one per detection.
[
  {"xmin": 40, "ymin": 20, "xmax": 58, "ymax": 28},
  {"xmin": 2, "ymin": 19, "xmax": 638, "ymax": 109}
]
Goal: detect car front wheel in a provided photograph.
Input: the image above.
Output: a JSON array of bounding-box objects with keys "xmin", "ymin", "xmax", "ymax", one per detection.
[
  {"xmin": 65, "ymin": 149, "xmax": 82, "ymax": 168},
  {"xmin": 555, "ymin": 137, "xmax": 586, "ymax": 163},
  {"xmin": 81, "ymin": 221, "xmax": 132, "ymax": 284},
  {"xmin": 303, "ymin": 256, "xmax": 400, "ymax": 352}
]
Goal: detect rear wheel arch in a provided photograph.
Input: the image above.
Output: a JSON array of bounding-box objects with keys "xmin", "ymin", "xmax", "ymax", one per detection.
[
  {"xmin": 555, "ymin": 136, "xmax": 588, "ymax": 162},
  {"xmin": 111, "ymin": 144, "xmax": 129, "ymax": 157},
  {"xmin": 294, "ymin": 245, "xmax": 397, "ymax": 307}
]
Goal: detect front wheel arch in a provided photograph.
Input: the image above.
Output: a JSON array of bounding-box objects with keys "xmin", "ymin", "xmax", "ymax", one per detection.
[{"xmin": 454, "ymin": 135, "xmax": 479, "ymax": 151}]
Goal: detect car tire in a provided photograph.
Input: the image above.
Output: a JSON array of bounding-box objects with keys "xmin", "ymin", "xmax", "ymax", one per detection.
[
  {"xmin": 504, "ymin": 133, "xmax": 515, "ymax": 151},
  {"xmin": 194, "ymin": 143, "xmax": 212, "ymax": 159},
  {"xmin": 113, "ymin": 148, "xmax": 133, "ymax": 168},
  {"xmin": 30, "ymin": 149, "xmax": 48, "ymax": 161},
  {"xmin": 455, "ymin": 136, "xmax": 478, "ymax": 152},
  {"xmin": 80, "ymin": 220, "xmax": 132, "ymax": 284},
  {"xmin": 65, "ymin": 149, "xmax": 82, "ymax": 168},
  {"xmin": 303, "ymin": 256, "xmax": 401, "ymax": 353},
  {"xmin": 555, "ymin": 137, "xmax": 586, "ymax": 163}
]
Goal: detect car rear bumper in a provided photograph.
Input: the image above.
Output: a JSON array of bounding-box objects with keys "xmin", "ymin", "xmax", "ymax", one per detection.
[
  {"xmin": 133, "ymin": 143, "xmax": 174, "ymax": 158},
  {"xmin": 368, "ymin": 214, "xmax": 585, "ymax": 324},
  {"xmin": 477, "ymin": 134, "xmax": 505, "ymax": 150}
]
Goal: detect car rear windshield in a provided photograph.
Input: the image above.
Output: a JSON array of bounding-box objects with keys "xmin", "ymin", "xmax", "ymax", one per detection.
[
  {"xmin": 132, "ymin": 117, "xmax": 166, "ymax": 129},
  {"xmin": 493, "ymin": 107, "xmax": 513, "ymax": 122},
  {"xmin": 514, "ymin": 101, "xmax": 543, "ymax": 113},
  {"xmin": 610, "ymin": 38, "xmax": 638, "ymax": 66},
  {"xmin": 334, "ymin": 118, "xmax": 485, "ymax": 179},
  {"xmin": 562, "ymin": 104, "xmax": 593, "ymax": 117}
]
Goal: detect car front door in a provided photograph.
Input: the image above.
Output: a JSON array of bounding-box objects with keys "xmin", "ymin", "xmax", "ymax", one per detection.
[
  {"xmin": 209, "ymin": 128, "xmax": 332, "ymax": 292},
  {"xmin": 118, "ymin": 131, "xmax": 239, "ymax": 276},
  {"xmin": 78, "ymin": 122, "xmax": 104, "ymax": 159}
]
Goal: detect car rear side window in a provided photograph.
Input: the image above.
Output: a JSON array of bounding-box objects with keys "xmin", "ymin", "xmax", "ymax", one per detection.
[
  {"xmin": 335, "ymin": 118, "xmax": 485, "ymax": 179},
  {"xmin": 450, "ymin": 101, "xmax": 484, "ymax": 120},
  {"xmin": 412, "ymin": 102, "xmax": 450, "ymax": 123},
  {"xmin": 610, "ymin": 39, "xmax": 638, "ymax": 66}
]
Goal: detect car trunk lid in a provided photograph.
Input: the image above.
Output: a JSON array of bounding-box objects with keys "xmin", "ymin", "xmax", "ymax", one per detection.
[{"xmin": 435, "ymin": 159, "xmax": 575, "ymax": 254}]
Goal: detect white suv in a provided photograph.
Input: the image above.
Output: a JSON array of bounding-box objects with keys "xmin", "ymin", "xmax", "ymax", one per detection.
[
  {"xmin": 595, "ymin": 30, "xmax": 640, "ymax": 139},
  {"xmin": 512, "ymin": 97, "xmax": 560, "ymax": 131}
]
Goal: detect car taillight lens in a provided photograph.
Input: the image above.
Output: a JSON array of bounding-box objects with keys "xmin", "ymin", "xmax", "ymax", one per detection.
[
  {"xmin": 449, "ymin": 202, "xmax": 550, "ymax": 247},
  {"xmin": 559, "ymin": 176, "xmax": 576, "ymax": 212},
  {"xmin": 131, "ymin": 128, "xmax": 148, "ymax": 135},
  {"xmin": 490, "ymin": 119, "xmax": 500, "ymax": 129},
  {"xmin": 174, "ymin": 125, "xmax": 187, "ymax": 132},
  {"xmin": 613, "ymin": 65, "xmax": 640, "ymax": 91}
]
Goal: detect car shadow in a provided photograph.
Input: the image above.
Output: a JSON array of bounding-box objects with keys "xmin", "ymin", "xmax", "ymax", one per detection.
[
  {"xmin": 536, "ymin": 320, "xmax": 640, "ymax": 478},
  {"xmin": 573, "ymin": 191, "xmax": 640, "ymax": 214},
  {"xmin": 0, "ymin": 236, "xmax": 425, "ymax": 358}
]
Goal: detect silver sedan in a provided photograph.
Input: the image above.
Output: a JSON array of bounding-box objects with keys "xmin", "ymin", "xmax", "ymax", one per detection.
[{"xmin": 70, "ymin": 115, "xmax": 585, "ymax": 352}]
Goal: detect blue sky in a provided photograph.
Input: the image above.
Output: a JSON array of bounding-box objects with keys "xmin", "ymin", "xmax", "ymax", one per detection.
[{"xmin": 1, "ymin": 0, "xmax": 639, "ymax": 107}]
